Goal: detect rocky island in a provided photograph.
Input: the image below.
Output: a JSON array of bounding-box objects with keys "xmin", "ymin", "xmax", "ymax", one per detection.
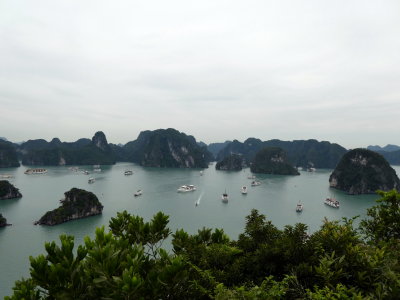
[
  {"xmin": 0, "ymin": 213, "xmax": 11, "ymax": 227},
  {"xmin": 216, "ymin": 154, "xmax": 244, "ymax": 171},
  {"xmin": 0, "ymin": 180, "xmax": 22, "ymax": 200},
  {"xmin": 35, "ymin": 188, "xmax": 103, "ymax": 225},
  {"xmin": 0, "ymin": 140, "xmax": 20, "ymax": 168},
  {"xmin": 329, "ymin": 148, "xmax": 400, "ymax": 194},
  {"xmin": 250, "ymin": 147, "xmax": 300, "ymax": 175}
]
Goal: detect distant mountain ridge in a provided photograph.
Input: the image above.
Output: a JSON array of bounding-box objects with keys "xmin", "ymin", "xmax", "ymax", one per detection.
[
  {"xmin": 216, "ymin": 138, "xmax": 347, "ymax": 169},
  {"xmin": 367, "ymin": 144, "xmax": 400, "ymax": 152},
  {"xmin": 367, "ymin": 144, "xmax": 400, "ymax": 165}
]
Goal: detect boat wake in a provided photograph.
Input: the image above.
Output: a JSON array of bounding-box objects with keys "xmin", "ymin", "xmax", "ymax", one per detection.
[{"xmin": 195, "ymin": 192, "xmax": 204, "ymax": 207}]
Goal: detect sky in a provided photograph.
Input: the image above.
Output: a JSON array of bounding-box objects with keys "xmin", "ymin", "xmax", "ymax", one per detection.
[{"xmin": 1, "ymin": 0, "xmax": 399, "ymax": 149}]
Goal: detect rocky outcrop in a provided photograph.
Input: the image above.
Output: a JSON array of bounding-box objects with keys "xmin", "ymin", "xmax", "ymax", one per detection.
[
  {"xmin": 329, "ymin": 148, "xmax": 400, "ymax": 195},
  {"xmin": 0, "ymin": 180, "xmax": 22, "ymax": 200},
  {"xmin": 35, "ymin": 188, "xmax": 103, "ymax": 225},
  {"xmin": 250, "ymin": 147, "xmax": 300, "ymax": 175},
  {"xmin": 123, "ymin": 128, "xmax": 212, "ymax": 168},
  {"xmin": 216, "ymin": 154, "xmax": 244, "ymax": 171},
  {"xmin": 0, "ymin": 140, "xmax": 20, "ymax": 168},
  {"xmin": 0, "ymin": 213, "xmax": 11, "ymax": 227}
]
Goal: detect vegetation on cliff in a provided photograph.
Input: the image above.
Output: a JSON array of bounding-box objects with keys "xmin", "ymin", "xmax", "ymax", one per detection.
[
  {"xmin": 329, "ymin": 148, "xmax": 400, "ymax": 194},
  {"xmin": 0, "ymin": 180, "xmax": 22, "ymax": 200},
  {"xmin": 0, "ymin": 140, "xmax": 20, "ymax": 168},
  {"xmin": 215, "ymin": 154, "xmax": 244, "ymax": 171},
  {"xmin": 35, "ymin": 188, "xmax": 103, "ymax": 226},
  {"xmin": 20, "ymin": 132, "xmax": 116, "ymax": 166},
  {"xmin": 7, "ymin": 190, "xmax": 400, "ymax": 299},
  {"xmin": 0, "ymin": 213, "xmax": 8, "ymax": 227},
  {"xmin": 250, "ymin": 147, "xmax": 300, "ymax": 175},
  {"xmin": 123, "ymin": 128, "xmax": 212, "ymax": 168}
]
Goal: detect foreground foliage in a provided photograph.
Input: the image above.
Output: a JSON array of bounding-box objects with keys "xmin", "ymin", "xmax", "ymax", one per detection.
[{"xmin": 7, "ymin": 191, "xmax": 400, "ymax": 299}]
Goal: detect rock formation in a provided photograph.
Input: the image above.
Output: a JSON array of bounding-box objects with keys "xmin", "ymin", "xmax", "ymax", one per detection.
[
  {"xmin": 329, "ymin": 148, "xmax": 400, "ymax": 194},
  {"xmin": 0, "ymin": 213, "xmax": 11, "ymax": 227},
  {"xmin": 35, "ymin": 188, "xmax": 103, "ymax": 225},
  {"xmin": 250, "ymin": 147, "xmax": 300, "ymax": 175},
  {"xmin": 216, "ymin": 154, "xmax": 244, "ymax": 171},
  {"xmin": 0, "ymin": 180, "xmax": 22, "ymax": 200},
  {"xmin": 0, "ymin": 140, "xmax": 20, "ymax": 168}
]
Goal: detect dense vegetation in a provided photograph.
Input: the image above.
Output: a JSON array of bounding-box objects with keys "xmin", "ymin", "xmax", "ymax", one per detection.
[
  {"xmin": 0, "ymin": 140, "xmax": 20, "ymax": 167},
  {"xmin": 217, "ymin": 138, "xmax": 347, "ymax": 169},
  {"xmin": 0, "ymin": 213, "xmax": 8, "ymax": 227},
  {"xmin": 0, "ymin": 180, "xmax": 22, "ymax": 200},
  {"xmin": 35, "ymin": 188, "xmax": 103, "ymax": 226},
  {"xmin": 19, "ymin": 132, "xmax": 116, "ymax": 166},
  {"xmin": 123, "ymin": 128, "xmax": 212, "ymax": 168},
  {"xmin": 8, "ymin": 190, "xmax": 400, "ymax": 299},
  {"xmin": 215, "ymin": 154, "xmax": 244, "ymax": 171},
  {"xmin": 251, "ymin": 147, "xmax": 300, "ymax": 175},
  {"xmin": 329, "ymin": 148, "xmax": 400, "ymax": 194}
]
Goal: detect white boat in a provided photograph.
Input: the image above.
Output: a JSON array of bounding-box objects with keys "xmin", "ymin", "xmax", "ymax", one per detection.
[
  {"xmin": 83, "ymin": 170, "xmax": 90, "ymax": 175},
  {"xmin": 241, "ymin": 186, "xmax": 248, "ymax": 194},
  {"xmin": 93, "ymin": 168, "xmax": 102, "ymax": 172},
  {"xmin": 200, "ymin": 170, "xmax": 203, "ymax": 176},
  {"xmin": 24, "ymin": 168, "xmax": 47, "ymax": 175},
  {"xmin": 221, "ymin": 190, "xmax": 229, "ymax": 203},
  {"xmin": 0, "ymin": 174, "xmax": 13, "ymax": 178},
  {"xmin": 177, "ymin": 185, "xmax": 196, "ymax": 192},
  {"xmin": 251, "ymin": 180, "xmax": 261, "ymax": 186},
  {"xmin": 248, "ymin": 175, "xmax": 256, "ymax": 179},
  {"xmin": 296, "ymin": 202, "xmax": 303, "ymax": 212},
  {"xmin": 124, "ymin": 170, "xmax": 133, "ymax": 175},
  {"xmin": 325, "ymin": 197, "xmax": 339, "ymax": 208},
  {"xmin": 134, "ymin": 190, "xmax": 142, "ymax": 197},
  {"xmin": 307, "ymin": 167, "xmax": 316, "ymax": 172},
  {"xmin": 88, "ymin": 177, "xmax": 95, "ymax": 184}
]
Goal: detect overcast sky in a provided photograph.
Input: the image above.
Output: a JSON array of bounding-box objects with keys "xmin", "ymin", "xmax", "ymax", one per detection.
[{"xmin": 1, "ymin": 0, "xmax": 399, "ymax": 148}]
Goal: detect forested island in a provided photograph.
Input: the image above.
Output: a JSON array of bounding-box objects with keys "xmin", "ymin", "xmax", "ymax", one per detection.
[
  {"xmin": 250, "ymin": 147, "xmax": 300, "ymax": 175},
  {"xmin": 329, "ymin": 148, "xmax": 400, "ymax": 194},
  {"xmin": 215, "ymin": 154, "xmax": 244, "ymax": 171},
  {"xmin": 6, "ymin": 190, "xmax": 400, "ymax": 299},
  {"xmin": 0, "ymin": 213, "xmax": 10, "ymax": 227},
  {"xmin": 0, "ymin": 180, "xmax": 22, "ymax": 200},
  {"xmin": 35, "ymin": 188, "xmax": 103, "ymax": 226}
]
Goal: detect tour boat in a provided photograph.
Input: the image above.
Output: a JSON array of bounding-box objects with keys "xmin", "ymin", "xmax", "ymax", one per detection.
[
  {"xmin": 324, "ymin": 197, "xmax": 339, "ymax": 208},
  {"xmin": 241, "ymin": 186, "xmax": 248, "ymax": 194},
  {"xmin": 177, "ymin": 185, "xmax": 196, "ymax": 192},
  {"xmin": 24, "ymin": 168, "xmax": 47, "ymax": 175},
  {"xmin": 134, "ymin": 190, "xmax": 142, "ymax": 197},
  {"xmin": 88, "ymin": 177, "xmax": 95, "ymax": 184},
  {"xmin": 83, "ymin": 170, "xmax": 90, "ymax": 175},
  {"xmin": 248, "ymin": 175, "xmax": 256, "ymax": 179},
  {"xmin": 251, "ymin": 180, "xmax": 261, "ymax": 186},
  {"xmin": 296, "ymin": 202, "xmax": 303, "ymax": 212},
  {"xmin": 200, "ymin": 170, "xmax": 203, "ymax": 176},
  {"xmin": 124, "ymin": 170, "xmax": 133, "ymax": 175},
  {"xmin": 221, "ymin": 190, "xmax": 229, "ymax": 203}
]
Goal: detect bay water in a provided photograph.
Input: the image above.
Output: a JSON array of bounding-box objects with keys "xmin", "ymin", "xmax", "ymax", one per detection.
[{"xmin": 1, "ymin": 162, "xmax": 395, "ymax": 297}]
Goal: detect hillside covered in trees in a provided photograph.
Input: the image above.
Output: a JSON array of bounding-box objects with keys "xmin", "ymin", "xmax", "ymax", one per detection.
[{"xmin": 6, "ymin": 190, "xmax": 400, "ymax": 299}]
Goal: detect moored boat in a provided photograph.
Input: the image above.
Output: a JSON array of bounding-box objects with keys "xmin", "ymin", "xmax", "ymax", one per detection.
[
  {"xmin": 296, "ymin": 202, "xmax": 303, "ymax": 212},
  {"xmin": 177, "ymin": 185, "xmax": 196, "ymax": 192},
  {"xmin": 88, "ymin": 177, "xmax": 95, "ymax": 184},
  {"xmin": 124, "ymin": 170, "xmax": 133, "ymax": 175},
  {"xmin": 134, "ymin": 190, "xmax": 142, "ymax": 197},
  {"xmin": 251, "ymin": 180, "xmax": 261, "ymax": 186},
  {"xmin": 241, "ymin": 186, "xmax": 248, "ymax": 194},
  {"xmin": 222, "ymin": 190, "xmax": 229, "ymax": 203},
  {"xmin": 325, "ymin": 197, "xmax": 339, "ymax": 208},
  {"xmin": 24, "ymin": 168, "xmax": 47, "ymax": 175}
]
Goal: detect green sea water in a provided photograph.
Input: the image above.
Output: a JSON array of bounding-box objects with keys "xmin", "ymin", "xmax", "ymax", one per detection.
[{"xmin": 1, "ymin": 162, "xmax": 395, "ymax": 297}]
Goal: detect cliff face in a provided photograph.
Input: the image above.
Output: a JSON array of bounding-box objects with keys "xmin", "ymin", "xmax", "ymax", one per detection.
[
  {"xmin": 216, "ymin": 154, "xmax": 244, "ymax": 171},
  {"xmin": 20, "ymin": 132, "xmax": 116, "ymax": 166},
  {"xmin": 123, "ymin": 128, "xmax": 212, "ymax": 168},
  {"xmin": 35, "ymin": 188, "xmax": 103, "ymax": 226},
  {"xmin": 329, "ymin": 148, "xmax": 400, "ymax": 195},
  {"xmin": 250, "ymin": 147, "xmax": 300, "ymax": 175},
  {"xmin": 0, "ymin": 180, "xmax": 22, "ymax": 200},
  {"xmin": 0, "ymin": 140, "xmax": 20, "ymax": 168}
]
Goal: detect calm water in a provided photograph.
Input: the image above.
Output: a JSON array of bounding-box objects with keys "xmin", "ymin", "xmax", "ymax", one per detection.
[{"xmin": 1, "ymin": 162, "xmax": 396, "ymax": 297}]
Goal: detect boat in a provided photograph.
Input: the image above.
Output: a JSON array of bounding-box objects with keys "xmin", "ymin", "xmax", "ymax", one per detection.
[
  {"xmin": 221, "ymin": 190, "xmax": 229, "ymax": 203},
  {"xmin": 200, "ymin": 170, "xmax": 203, "ymax": 176},
  {"xmin": 0, "ymin": 174, "xmax": 13, "ymax": 178},
  {"xmin": 251, "ymin": 180, "xmax": 261, "ymax": 186},
  {"xmin": 88, "ymin": 177, "xmax": 95, "ymax": 184},
  {"xmin": 177, "ymin": 185, "xmax": 197, "ymax": 192},
  {"xmin": 124, "ymin": 170, "xmax": 133, "ymax": 175},
  {"xmin": 248, "ymin": 175, "xmax": 256, "ymax": 179},
  {"xmin": 134, "ymin": 190, "xmax": 142, "ymax": 197},
  {"xmin": 296, "ymin": 202, "xmax": 303, "ymax": 212},
  {"xmin": 324, "ymin": 197, "xmax": 339, "ymax": 208},
  {"xmin": 241, "ymin": 186, "xmax": 248, "ymax": 194},
  {"xmin": 93, "ymin": 165, "xmax": 101, "ymax": 172},
  {"xmin": 307, "ymin": 167, "xmax": 316, "ymax": 172},
  {"xmin": 83, "ymin": 170, "xmax": 90, "ymax": 175},
  {"xmin": 24, "ymin": 168, "xmax": 47, "ymax": 175}
]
